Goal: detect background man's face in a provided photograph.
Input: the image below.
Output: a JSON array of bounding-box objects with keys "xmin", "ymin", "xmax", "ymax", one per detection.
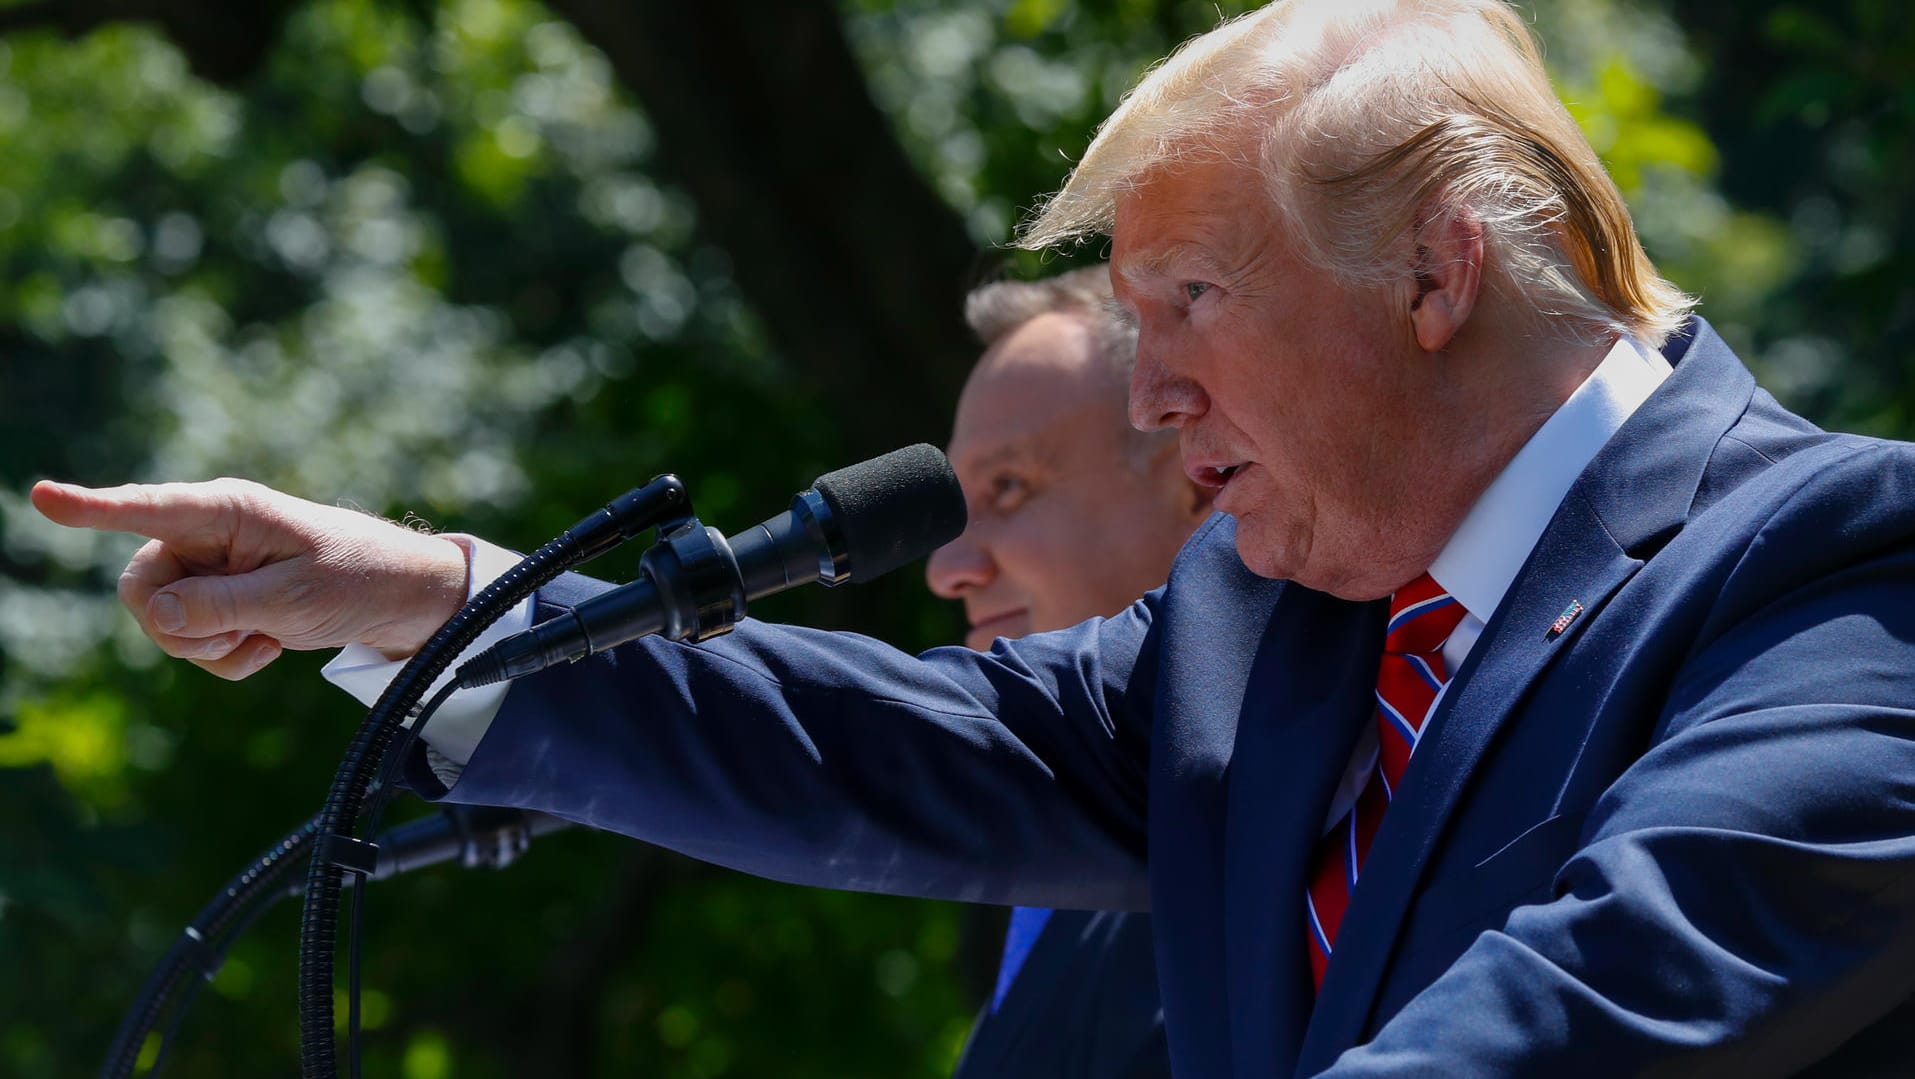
[
  {"xmin": 927, "ymin": 310, "xmax": 1203, "ymax": 649},
  {"xmin": 1111, "ymin": 156, "xmax": 1463, "ymax": 599}
]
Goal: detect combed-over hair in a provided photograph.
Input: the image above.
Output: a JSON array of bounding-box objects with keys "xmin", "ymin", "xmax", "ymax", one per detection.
[{"xmin": 1019, "ymin": 0, "xmax": 1694, "ymax": 346}]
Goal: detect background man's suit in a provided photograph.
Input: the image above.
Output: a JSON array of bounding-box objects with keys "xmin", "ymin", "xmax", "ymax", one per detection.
[
  {"xmin": 416, "ymin": 317, "xmax": 1915, "ymax": 1075},
  {"xmin": 952, "ymin": 910, "xmax": 1169, "ymax": 1079}
]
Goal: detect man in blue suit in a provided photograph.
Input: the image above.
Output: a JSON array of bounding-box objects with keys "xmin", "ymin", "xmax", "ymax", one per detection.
[
  {"xmin": 930, "ymin": 267, "xmax": 1204, "ymax": 1078},
  {"xmin": 35, "ymin": 0, "xmax": 1915, "ymax": 1073}
]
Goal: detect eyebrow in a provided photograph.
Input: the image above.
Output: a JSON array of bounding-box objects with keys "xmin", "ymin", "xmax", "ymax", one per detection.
[
  {"xmin": 1116, "ymin": 241, "xmax": 1230, "ymax": 285},
  {"xmin": 958, "ymin": 437, "xmax": 1038, "ymax": 477}
]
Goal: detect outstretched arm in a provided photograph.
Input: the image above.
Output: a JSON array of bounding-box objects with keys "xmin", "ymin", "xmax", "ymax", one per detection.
[
  {"xmin": 436, "ymin": 568, "xmax": 1160, "ymax": 910},
  {"xmin": 37, "ymin": 476, "xmax": 1160, "ymax": 909}
]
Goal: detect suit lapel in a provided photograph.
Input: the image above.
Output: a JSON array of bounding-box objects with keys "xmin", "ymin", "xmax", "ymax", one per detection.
[
  {"xmin": 1295, "ymin": 319, "xmax": 1759, "ymax": 1072},
  {"xmin": 1223, "ymin": 587, "xmax": 1385, "ymax": 1071},
  {"xmin": 1297, "ymin": 493, "xmax": 1641, "ymax": 1068},
  {"xmin": 1150, "ymin": 512, "xmax": 1296, "ymax": 1074}
]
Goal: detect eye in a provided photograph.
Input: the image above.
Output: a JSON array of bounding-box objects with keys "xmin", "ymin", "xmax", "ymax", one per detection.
[
  {"xmin": 988, "ymin": 473, "xmax": 1031, "ymax": 513},
  {"xmin": 1184, "ymin": 281, "xmax": 1212, "ymax": 302}
]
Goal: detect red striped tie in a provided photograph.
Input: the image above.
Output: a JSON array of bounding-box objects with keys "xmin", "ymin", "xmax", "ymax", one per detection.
[{"xmin": 1305, "ymin": 573, "xmax": 1468, "ymax": 989}]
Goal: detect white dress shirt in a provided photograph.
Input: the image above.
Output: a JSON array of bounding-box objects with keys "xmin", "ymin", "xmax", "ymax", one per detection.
[
  {"xmin": 1319, "ymin": 335, "xmax": 1671, "ymax": 830},
  {"xmin": 325, "ymin": 337, "xmax": 1673, "ymax": 796}
]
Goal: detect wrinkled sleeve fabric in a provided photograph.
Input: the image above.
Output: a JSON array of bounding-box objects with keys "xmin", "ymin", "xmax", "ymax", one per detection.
[
  {"xmin": 1321, "ymin": 445, "xmax": 1915, "ymax": 1076},
  {"xmin": 415, "ymin": 570, "xmax": 1161, "ymax": 912}
]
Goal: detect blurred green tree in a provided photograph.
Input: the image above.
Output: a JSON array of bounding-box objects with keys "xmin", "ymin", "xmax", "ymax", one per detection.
[{"xmin": 1664, "ymin": 0, "xmax": 1915, "ymax": 432}]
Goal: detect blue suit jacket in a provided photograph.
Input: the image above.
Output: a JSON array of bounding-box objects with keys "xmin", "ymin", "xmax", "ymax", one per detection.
[
  {"xmin": 953, "ymin": 910, "xmax": 1170, "ymax": 1079},
  {"xmin": 430, "ymin": 318, "xmax": 1915, "ymax": 1075}
]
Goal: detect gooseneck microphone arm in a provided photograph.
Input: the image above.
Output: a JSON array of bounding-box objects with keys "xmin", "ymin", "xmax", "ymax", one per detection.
[
  {"xmin": 454, "ymin": 487, "xmax": 838, "ymax": 687},
  {"xmin": 99, "ymin": 807, "xmax": 571, "ymax": 1079},
  {"xmin": 457, "ymin": 444, "xmax": 965, "ymax": 688},
  {"xmin": 100, "ymin": 816, "xmax": 320, "ymax": 1079}
]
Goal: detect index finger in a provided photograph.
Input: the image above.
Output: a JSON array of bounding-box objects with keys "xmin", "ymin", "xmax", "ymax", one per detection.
[{"xmin": 30, "ymin": 479, "xmax": 237, "ymax": 544}]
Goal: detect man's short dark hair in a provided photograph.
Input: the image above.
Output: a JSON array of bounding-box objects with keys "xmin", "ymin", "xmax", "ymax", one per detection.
[{"xmin": 964, "ymin": 265, "xmax": 1140, "ymax": 380}]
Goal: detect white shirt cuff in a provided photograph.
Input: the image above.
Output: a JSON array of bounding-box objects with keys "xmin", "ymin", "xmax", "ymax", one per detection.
[{"xmin": 320, "ymin": 535, "xmax": 534, "ymax": 776}]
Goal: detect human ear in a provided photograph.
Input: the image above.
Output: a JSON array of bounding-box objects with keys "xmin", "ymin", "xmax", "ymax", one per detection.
[{"xmin": 1407, "ymin": 205, "xmax": 1484, "ymax": 353}]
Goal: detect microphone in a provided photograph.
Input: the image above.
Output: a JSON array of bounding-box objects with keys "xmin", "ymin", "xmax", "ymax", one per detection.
[
  {"xmin": 364, "ymin": 806, "xmax": 572, "ymax": 884},
  {"xmin": 457, "ymin": 443, "xmax": 965, "ymax": 687}
]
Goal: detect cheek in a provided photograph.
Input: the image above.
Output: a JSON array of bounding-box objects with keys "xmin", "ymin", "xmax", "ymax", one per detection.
[
  {"xmin": 992, "ymin": 509, "xmax": 1075, "ymax": 577},
  {"xmin": 1002, "ymin": 505, "xmax": 1109, "ymax": 609},
  {"xmin": 1253, "ymin": 345, "xmax": 1381, "ymax": 467}
]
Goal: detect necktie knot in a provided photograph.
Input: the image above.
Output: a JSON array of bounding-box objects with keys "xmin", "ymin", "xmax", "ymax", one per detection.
[{"xmin": 1384, "ymin": 572, "xmax": 1467, "ymax": 658}]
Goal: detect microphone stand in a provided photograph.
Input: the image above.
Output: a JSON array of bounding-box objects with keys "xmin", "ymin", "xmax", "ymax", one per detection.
[
  {"xmin": 103, "ymin": 446, "xmax": 958, "ymax": 1077},
  {"xmin": 298, "ymin": 472, "xmax": 752, "ymax": 1078},
  {"xmin": 99, "ymin": 816, "xmax": 319, "ymax": 1079},
  {"xmin": 99, "ymin": 805, "xmax": 573, "ymax": 1079}
]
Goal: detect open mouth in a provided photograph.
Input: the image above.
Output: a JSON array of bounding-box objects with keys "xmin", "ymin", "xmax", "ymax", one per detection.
[{"xmin": 1195, "ymin": 463, "xmax": 1245, "ymax": 489}]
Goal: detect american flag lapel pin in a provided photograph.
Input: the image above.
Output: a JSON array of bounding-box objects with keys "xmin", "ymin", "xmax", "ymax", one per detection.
[{"xmin": 1544, "ymin": 600, "xmax": 1584, "ymax": 641}]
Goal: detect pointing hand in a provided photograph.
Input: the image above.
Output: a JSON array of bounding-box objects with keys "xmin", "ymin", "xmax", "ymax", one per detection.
[{"xmin": 31, "ymin": 477, "xmax": 469, "ymax": 680}]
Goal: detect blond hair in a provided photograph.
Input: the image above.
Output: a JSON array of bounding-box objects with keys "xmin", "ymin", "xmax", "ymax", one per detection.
[{"xmin": 1020, "ymin": 0, "xmax": 1694, "ymax": 346}]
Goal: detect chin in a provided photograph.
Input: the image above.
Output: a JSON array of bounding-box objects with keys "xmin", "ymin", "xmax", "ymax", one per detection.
[
  {"xmin": 1232, "ymin": 527, "xmax": 1364, "ymax": 599},
  {"xmin": 1231, "ymin": 511, "xmax": 1401, "ymax": 600},
  {"xmin": 1231, "ymin": 519, "xmax": 1301, "ymax": 583}
]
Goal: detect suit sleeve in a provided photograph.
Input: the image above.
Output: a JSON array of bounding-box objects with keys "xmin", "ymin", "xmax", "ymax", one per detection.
[
  {"xmin": 1320, "ymin": 450, "xmax": 1915, "ymax": 1076},
  {"xmin": 418, "ymin": 572, "xmax": 1160, "ymax": 912}
]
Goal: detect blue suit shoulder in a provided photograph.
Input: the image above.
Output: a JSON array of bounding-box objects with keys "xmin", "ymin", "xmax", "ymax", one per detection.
[{"xmin": 1325, "ymin": 401, "xmax": 1915, "ymax": 1073}]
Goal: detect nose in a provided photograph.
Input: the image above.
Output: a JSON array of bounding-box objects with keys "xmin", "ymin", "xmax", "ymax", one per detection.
[
  {"xmin": 1128, "ymin": 337, "xmax": 1208, "ymax": 432},
  {"xmin": 926, "ymin": 524, "xmax": 996, "ymax": 599}
]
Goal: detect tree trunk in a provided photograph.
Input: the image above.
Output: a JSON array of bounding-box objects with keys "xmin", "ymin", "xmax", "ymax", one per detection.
[{"xmin": 547, "ymin": 0, "xmax": 980, "ymax": 458}]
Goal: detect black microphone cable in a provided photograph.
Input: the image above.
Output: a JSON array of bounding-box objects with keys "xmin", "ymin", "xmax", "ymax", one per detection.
[
  {"xmin": 98, "ymin": 814, "xmax": 320, "ymax": 1079},
  {"xmin": 343, "ymin": 677, "xmax": 459, "ymax": 1079}
]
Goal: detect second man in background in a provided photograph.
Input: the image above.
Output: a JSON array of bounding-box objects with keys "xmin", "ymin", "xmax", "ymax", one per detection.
[{"xmin": 929, "ymin": 266, "xmax": 1210, "ymax": 1078}]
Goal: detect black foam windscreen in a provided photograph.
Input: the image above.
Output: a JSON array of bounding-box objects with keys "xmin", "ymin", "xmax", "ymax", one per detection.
[{"xmin": 812, "ymin": 443, "xmax": 967, "ymax": 583}]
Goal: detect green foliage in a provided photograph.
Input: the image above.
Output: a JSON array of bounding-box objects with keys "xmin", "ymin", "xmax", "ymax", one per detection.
[
  {"xmin": 0, "ymin": 687, "xmax": 140, "ymax": 807},
  {"xmin": 846, "ymin": 0, "xmax": 1262, "ymax": 273},
  {"xmin": 0, "ymin": 0, "xmax": 1908, "ymax": 1076},
  {"xmin": 1659, "ymin": 0, "xmax": 1915, "ymax": 433}
]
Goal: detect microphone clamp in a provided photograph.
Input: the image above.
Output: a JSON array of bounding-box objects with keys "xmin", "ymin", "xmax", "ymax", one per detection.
[{"xmin": 638, "ymin": 509, "xmax": 746, "ymax": 645}]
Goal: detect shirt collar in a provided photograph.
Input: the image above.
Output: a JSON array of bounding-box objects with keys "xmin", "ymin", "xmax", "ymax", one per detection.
[{"xmin": 1427, "ymin": 336, "xmax": 1672, "ymax": 623}]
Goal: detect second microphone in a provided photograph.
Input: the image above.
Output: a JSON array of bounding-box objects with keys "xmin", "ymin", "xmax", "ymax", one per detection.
[{"xmin": 457, "ymin": 443, "xmax": 966, "ymax": 688}]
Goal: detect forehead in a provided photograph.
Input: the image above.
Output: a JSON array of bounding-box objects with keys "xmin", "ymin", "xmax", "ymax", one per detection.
[
  {"xmin": 1111, "ymin": 157, "xmax": 1277, "ymax": 286},
  {"xmin": 949, "ymin": 312, "xmax": 1127, "ymax": 468}
]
